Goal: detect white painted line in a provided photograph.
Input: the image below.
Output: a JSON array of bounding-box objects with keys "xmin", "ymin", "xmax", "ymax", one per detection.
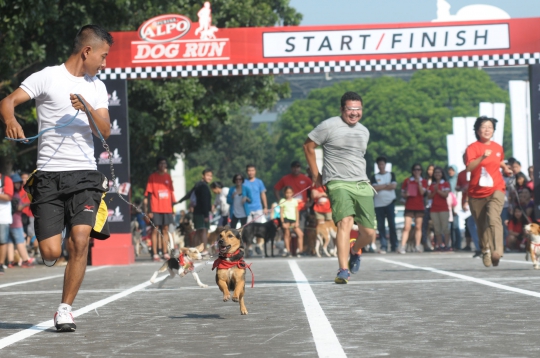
[
  {"xmin": 378, "ymin": 258, "xmax": 540, "ymax": 299},
  {"xmin": 0, "ymin": 266, "xmax": 191, "ymax": 350},
  {"xmin": 0, "ymin": 266, "xmax": 108, "ymax": 289},
  {"xmin": 501, "ymin": 259, "xmax": 533, "ymax": 265},
  {"xmin": 288, "ymin": 260, "xmax": 346, "ymax": 358}
]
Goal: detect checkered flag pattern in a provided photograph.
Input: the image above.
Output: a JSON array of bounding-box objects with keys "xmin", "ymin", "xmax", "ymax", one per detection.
[{"xmin": 99, "ymin": 53, "xmax": 540, "ymax": 80}]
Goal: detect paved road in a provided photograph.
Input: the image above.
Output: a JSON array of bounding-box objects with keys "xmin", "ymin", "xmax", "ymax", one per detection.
[{"xmin": 0, "ymin": 252, "xmax": 539, "ymax": 357}]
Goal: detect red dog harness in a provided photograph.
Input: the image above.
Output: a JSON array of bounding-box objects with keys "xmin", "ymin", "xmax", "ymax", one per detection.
[
  {"xmin": 212, "ymin": 249, "xmax": 254, "ymax": 288},
  {"xmin": 178, "ymin": 252, "xmax": 194, "ymax": 273}
]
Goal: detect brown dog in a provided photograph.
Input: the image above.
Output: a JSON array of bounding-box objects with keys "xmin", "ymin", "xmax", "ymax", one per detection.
[
  {"xmin": 212, "ymin": 227, "xmax": 248, "ymax": 315},
  {"xmin": 524, "ymin": 223, "xmax": 540, "ymax": 269},
  {"xmin": 315, "ymin": 220, "xmax": 337, "ymax": 257}
]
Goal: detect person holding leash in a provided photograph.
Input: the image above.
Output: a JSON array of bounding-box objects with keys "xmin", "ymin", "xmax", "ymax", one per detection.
[
  {"xmin": 304, "ymin": 91, "xmax": 376, "ymax": 284},
  {"xmin": 466, "ymin": 116, "xmax": 513, "ymax": 267},
  {"xmin": 0, "ymin": 25, "xmax": 114, "ymax": 331}
]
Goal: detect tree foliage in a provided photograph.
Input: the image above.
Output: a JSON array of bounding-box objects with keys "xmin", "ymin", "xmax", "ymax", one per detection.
[
  {"xmin": 272, "ymin": 68, "xmax": 511, "ymax": 187},
  {"xmin": 0, "ymin": 0, "xmax": 302, "ymax": 192}
]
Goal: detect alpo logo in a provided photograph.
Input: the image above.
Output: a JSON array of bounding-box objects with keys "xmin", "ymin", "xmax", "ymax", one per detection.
[{"xmin": 138, "ymin": 14, "xmax": 191, "ymax": 43}]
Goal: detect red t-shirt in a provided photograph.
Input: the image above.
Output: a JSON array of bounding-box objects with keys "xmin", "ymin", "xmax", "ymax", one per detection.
[
  {"xmin": 428, "ymin": 180, "xmax": 451, "ymax": 213},
  {"xmin": 19, "ymin": 188, "xmax": 33, "ymax": 217},
  {"xmin": 456, "ymin": 170, "xmax": 469, "ymax": 206},
  {"xmin": 145, "ymin": 172, "xmax": 175, "ymax": 213},
  {"xmin": 401, "ymin": 177, "xmax": 428, "ymax": 211},
  {"xmin": 466, "ymin": 141, "xmax": 505, "ymax": 198},
  {"xmin": 274, "ymin": 173, "xmax": 312, "ymax": 211},
  {"xmin": 0, "ymin": 175, "xmax": 14, "ymax": 198},
  {"xmin": 313, "ymin": 186, "xmax": 331, "ymax": 213}
]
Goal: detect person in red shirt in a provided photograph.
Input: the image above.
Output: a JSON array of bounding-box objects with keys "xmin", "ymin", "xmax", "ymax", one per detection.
[
  {"xmin": 145, "ymin": 157, "xmax": 176, "ymax": 261},
  {"xmin": 311, "ymin": 186, "xmax": 331, "ymax": 224},
  {"xmin": 466, "ymin": 116, "xmax": 513, "ymax": 267},
  {"xmin": 0, "ymin": 173, "xmax": 14, "ymax": 274},
  {"xmin": 399, "ymin": 163, "xmax": 427, "ymax": 254},
  {"xmin": 274, "ymin": 161, "xmax": 312, "ymax": 231},
  {"xmin": 428, "ymin": 167, "xmax": 451, "ymax": 251},
  {"xmin": 505, "ymin": 208, "xmax": 528, "ymax": 251}
]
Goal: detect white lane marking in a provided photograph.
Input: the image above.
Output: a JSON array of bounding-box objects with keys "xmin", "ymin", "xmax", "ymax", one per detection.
[
  {"xmin": 378, "ymin": 258, "xmax": 540, "ymax": 298},
  {"xmin": 0, "ymin": 266, "xmax": 108, "ymax": 289},
  {"xmin": 0, "ymin": 268, "xmax": 184, "ymax": 350},
  {"xmin": 501, "ymin": 259, "xmax": 533, "ymax": 265},
  {"xmin": 288, "ymin": 260, "xmax": 346, "ymax": 358}
]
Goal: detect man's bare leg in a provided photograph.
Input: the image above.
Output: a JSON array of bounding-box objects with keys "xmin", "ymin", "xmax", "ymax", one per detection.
[
  {"xmin": 337, "ymin": 216, "xmax": 374, "ymax": 269},
  {"xmin": 161, "ymin": 225, "xmax": 170, "ymax": 257},
  {"xmin": 61, "ymin": 225, "xmax": 92, "ymax": 305}
]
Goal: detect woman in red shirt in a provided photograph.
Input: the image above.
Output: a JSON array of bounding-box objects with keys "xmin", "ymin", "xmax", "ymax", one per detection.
[
  {"xmin": 466, "ymin": 116, "xmax": 513, "ymax": 267},
  {"xmin": 428, "ymin": 167, "xmax": 451, "ymax": 251},
  {"xmin": 399, "ymin": 163, "xmax": 427, "ymax": 254}
]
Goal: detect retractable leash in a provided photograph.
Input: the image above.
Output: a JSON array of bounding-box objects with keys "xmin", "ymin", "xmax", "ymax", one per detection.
[{"xmin": 5, "ymin": 94, "xmax": 174, "ymax": 255}]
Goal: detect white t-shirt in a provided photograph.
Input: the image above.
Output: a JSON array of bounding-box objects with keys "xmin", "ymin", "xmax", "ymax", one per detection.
[{"xmin": 20, "ymin": 64, "xmax": 109, "ymax": 171}]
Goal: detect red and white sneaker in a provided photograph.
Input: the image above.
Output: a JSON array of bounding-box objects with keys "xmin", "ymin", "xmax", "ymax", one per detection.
[{"xmin": 54, "ymin": 306, "xmax": 76, "ymax": 332}]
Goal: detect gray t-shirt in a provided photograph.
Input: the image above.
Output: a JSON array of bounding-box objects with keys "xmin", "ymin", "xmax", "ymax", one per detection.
[{"xmin": 308, "ymin": 116, "xmax": 370, "ymax": 184}]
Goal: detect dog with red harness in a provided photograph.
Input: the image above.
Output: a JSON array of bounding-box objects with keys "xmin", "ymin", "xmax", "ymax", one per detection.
[
  {"xmin": 524, "ymin": 223, "xmax": 540, "ymax": 269},
  {"xmin": 213, "ymin": 227, "xmax": 251, "ymax": 315}
]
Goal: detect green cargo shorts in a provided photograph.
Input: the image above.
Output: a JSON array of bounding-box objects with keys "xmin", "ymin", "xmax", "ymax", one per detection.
[{"xmin": 326, "ymin": 180, "xmax": 376, "ymax": 229}]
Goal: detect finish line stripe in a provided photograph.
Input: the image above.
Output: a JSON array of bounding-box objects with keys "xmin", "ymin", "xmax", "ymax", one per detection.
[
  {"xmin": 0, "ymin": 266, "xmax": 190, "ymax": 350},
  {"xmin": 0, "ymin": 266, "xmax": 108, "ymax": 289},
  {"xmin": 288, "ymin": 260, "xmax": 346, "ymax": 358},
  {"xmin": 378, "ymin": 258, "xmax": 540, "ymax": 298}
]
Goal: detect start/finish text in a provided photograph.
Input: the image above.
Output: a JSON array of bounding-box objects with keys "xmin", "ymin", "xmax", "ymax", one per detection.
[{"xmin": 263, "ymin": 24, "xmax": 509, "ymax": 58}]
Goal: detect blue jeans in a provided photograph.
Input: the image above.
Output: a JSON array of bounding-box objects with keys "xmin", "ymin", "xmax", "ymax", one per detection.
[
  {"xmin": 466, "ymin": 215, "xmax": 480, "ymax": 251},
  {"xmin": 375, "ymin": 202, "xmax": 397, "ymax": 251},
  {"xmin": 501, "ymin": 207, "xmax": 509, "ymax": 246}
]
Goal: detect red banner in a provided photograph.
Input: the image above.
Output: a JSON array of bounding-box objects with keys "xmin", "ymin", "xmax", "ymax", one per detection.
[{"xmin": 102, "ymin": 10, "xmax": 540, "ymax": 79}]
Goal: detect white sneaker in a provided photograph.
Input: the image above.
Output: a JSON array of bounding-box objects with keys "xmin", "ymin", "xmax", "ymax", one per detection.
[
  {"xmin": 397, "ymin": 247, "xmax": 406, "ymax": 254},
  {"xmin": 54, "ymin": 306, "xmax": 76, "ymax": 332},
  {"xmin": 415, "ymin": 245, "xmax": 424, "ymax": 253}
]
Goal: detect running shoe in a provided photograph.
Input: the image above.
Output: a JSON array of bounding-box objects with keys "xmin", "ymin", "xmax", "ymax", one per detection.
[
  {"xmin": 397, "ymin": 246, "xmax": 406, "ymax": 254},
  {"xmin": 0, "ymin": 265, "xmax": 4, "ymax": 274},
  {"xmin": 335, "ymin": 268, "xmax": 350, "ymax": 284},
  {"xmin": 415, "ymin": 245, "xmax": 423, "ymax": 253},
  {"xmin": 349, "ymin": 239, "xmax": 362, "ymax": 274},
  {"xmin": 152, "ymin": 254, "xmax": 161, "ymax": 262},
  {"xmin": 42, "ymin": 257, "xmax": 58, "ymax": 267},
  {"xmin": 482, "ymin": 250, "xmax": 492, "ymax": 267},
  {"xmin": 54, "ymin": 307, "xmax": 76, "ymax": 332},
  {"xmin": 7, "ymin": 261, "xmax": 15, "ymax": 268},
  {"xmin": 21, "ymin": 259, "xmax": 35, "ymax": 268}
]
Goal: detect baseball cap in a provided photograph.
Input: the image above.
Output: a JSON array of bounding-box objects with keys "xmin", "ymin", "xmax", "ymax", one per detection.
[{"xmin": 10, "ymin": 173, "xmax": 22, "ymax": 183}]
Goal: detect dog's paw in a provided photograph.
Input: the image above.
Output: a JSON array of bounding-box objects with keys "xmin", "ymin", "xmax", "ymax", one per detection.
[
  {"xmin": 240, "ymin": 308, "xmax": 248, "ymax": 315},
  {"xmin": 232, "ymin": 296, "xmax": 239, "ymax": 302},
  {"xmin": 534, "ymin": 265, "xmax": 540, "ymax": 270},
  {"xmin": 199, "ymin": 284, "xmax": 209, "ymax": 288},
  {"xmin": 223, "ymin": 294, "xmax": 231, "ymax": 302}
]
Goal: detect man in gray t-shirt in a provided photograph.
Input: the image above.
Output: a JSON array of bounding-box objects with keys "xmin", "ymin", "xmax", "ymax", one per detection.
[{"xmin": 304, "ymin": 91, "xmax": 376, "ymax": 284}]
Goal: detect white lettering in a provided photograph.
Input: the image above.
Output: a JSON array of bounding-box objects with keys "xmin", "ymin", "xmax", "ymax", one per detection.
[
  {"xmin": 143, "ymin": 28, "xmax": 156, "ymax": 39},
  {"xmin": 183, "ymin": 43, "xmax": 198, "ymax": 57},
  {"xmin": 177, "ymin": 21, "xmax": 189, "ymax": 31},
  {"xmin": 151, "ymin": 44, "xmax": 165, "ymax": 58},
  {"xmin": 165, "ymin": 44, "xmax": 180, "ymax": 58},
  {"xmin": 166, "ymin": 23, "xmax": 177, "ymax": 33},
  {"xmin": 134, "ymin": 45, "xmax": 151, "ymax": 59},
  {"xmin": 209, "ymin": 42, "xmax": 226, "ymax": 56},
  {"xmin": 197, "ymin": 42, "xmax": 210, "ymax": 57},
  {"xmin": 263, "ymin": 24, "xmax": 509, "ymax": 57}
]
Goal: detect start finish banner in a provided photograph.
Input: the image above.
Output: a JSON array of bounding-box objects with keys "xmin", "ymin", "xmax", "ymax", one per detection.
[{"xmin": 101, "ymin": 5, "xmax": 540, "ymax": 80}]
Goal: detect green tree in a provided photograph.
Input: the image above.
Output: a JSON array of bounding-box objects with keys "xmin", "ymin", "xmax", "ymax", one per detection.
[
  {"xmin": 0, "ymin": 0, "xmax": 301, "ymax": 190},
  {"xmin": 272, "ymin": 68, "xmax": 511, "ymax": 189},
  {"xmin": 185, "ymin": 108, "xmax": 277, "ymax": 201}
]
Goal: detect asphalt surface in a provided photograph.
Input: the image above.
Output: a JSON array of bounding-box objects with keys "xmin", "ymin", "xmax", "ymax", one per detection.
[{"xmin": 0, "ymin": 252, "xmax": 539, "ymax": 357}]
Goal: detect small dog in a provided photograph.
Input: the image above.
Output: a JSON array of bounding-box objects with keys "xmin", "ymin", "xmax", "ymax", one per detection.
[
  {"xmin": 524, "ymin": 223, "xmax": 540, "ymax": 269},
  {"xmin": 213, "ymin": 227, "xmax": 249, "ymax": 315},
  {"xmin": 315, "ymin": 220, "xmax": 337, "ymax": 257},
  {"xmin": 149, "ymin": 242, "xmax": 208, "ymax": 288},
  {"xmin": 241, "ymin": 221, "xmax": 276, "ymax": 257}
]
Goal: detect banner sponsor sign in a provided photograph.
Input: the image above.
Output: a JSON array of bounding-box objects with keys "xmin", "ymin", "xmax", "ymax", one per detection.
[
  {"xmin": 529, "ymin": 65, "xmax": 540, "ymax": 220},
  {"xmin": 100, "ymin": 4, "xmax": 540, "ymax": 79},
  {"xmin": 94, "ymin": 79, "xmax": 131, "ymax": 233}
]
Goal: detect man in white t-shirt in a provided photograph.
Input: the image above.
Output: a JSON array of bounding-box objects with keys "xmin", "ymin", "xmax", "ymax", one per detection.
[
  {"xmin": 0, "ymin": 25, "xmax": 114, "ymax": 332},
  {"xmin": 370, "ymin": 156, "xmax": 398, "ymax": 253}
]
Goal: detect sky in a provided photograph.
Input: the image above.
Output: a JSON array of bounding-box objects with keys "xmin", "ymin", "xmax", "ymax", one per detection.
[{"xmin": 289, "ymin": 0, "xmax": 540, "ymax": 25}]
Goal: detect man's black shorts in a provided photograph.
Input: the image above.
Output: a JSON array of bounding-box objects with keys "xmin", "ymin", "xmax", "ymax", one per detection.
[
  {"xmin": 24, "ymin": 170, "xmax": 109, "ymax": 242},
  {"xmin": 152, "ymin": 213, "xmax": 174, "ymax": 226}
]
